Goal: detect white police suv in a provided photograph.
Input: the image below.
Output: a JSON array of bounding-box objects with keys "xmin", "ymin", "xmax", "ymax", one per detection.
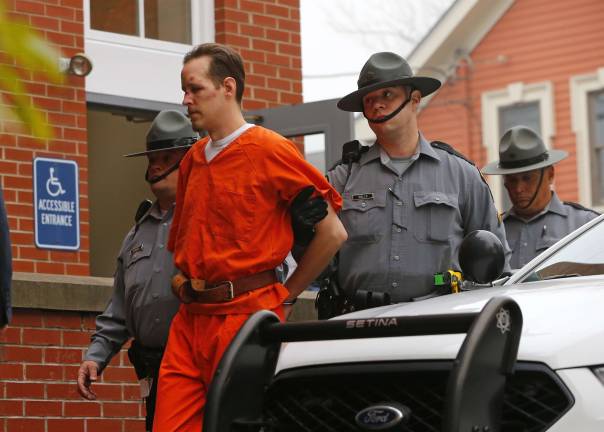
[{"xmin": 203, "ymin": 215, "xmax": 604, "ymax": 432}]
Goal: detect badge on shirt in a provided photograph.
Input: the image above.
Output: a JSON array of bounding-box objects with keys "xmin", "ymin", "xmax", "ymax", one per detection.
[
  {"xmin": 130, "ymin": 243, "xmax": 144, "ymax": 257},
  {"xmin": 351, "ymin": 193, "xmax": 374, "ymax": 201}
]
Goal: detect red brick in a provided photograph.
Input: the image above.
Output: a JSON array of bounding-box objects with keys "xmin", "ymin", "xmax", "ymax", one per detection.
[
  {"xmin": 82, "ymin": 315, "xmax": 97, "ymax": 330},
  {"xmin": 4, "ymin": 147, "xmax": 34, "ymax": 162},
  {"xmin": 35, "ymin": 261, "xmax": 66, "ymax": 274},
  {"xmin": 22, "ymin": 328, "xmax": 62, "ymax": 346},
  {"xmin": 0, "ymin": 399, "xmax": 23, "ymax": 416},
  {"xmin": 26, "ymin": 364, "xmax": 63, "ymax": 380},
  {"xmin": 45, "ymin": 4, "xmax": 75, "ymax": 20},
  {"xmin": 278, "ymin": 18, "xmax": 299, "ymax": 32},
  {"xmin": 44, "ymin": 347, "xmax": 83, "ymax": 364},
  {"xmin": 17, "ymin": 189, "xmax": 33, "ymax": 202},
  {"xmin": 25, "ymin": 400, "xmax": 62, "ymax": 417},
  {"xmin": 60, "ymin": 0, "xmax": 82, "ymax": 8},
  {"xmin": 47, "ymin": 418, "xmax": 85, "ymax": 432},
  {"xmin": 240, "ymin": 49, "xmax": 265, "ymax": 63},
  {"xmin": 62, "ymin": 330, "xmax": 91, "ymax": 347},
  {"xmin": 60, "ymin": 19, "xmax": 82, "ymax": 34},
  {"xmin": 92, "ymin": 384, "xmax": 123, "ymax": 401},
  {"xmin": 64, "ymin": 401, "xmax": 101, "ymax": 417},
  {"xmin": 10, "ymin": 310, "xmax": 43, "ymax": 327},
  {"xmin": 18, "ymin": 246, "xmax": 49, "ymax": 261},
  {"xmin": 242, "ymin": 99, "xmax": 267, "ymax": 110},
  {"xmin": 266, "ymin": 29, "xmax": 289, "ymax": 42},
  {"xmin": 0, "ymin": 363, "xmax": 23, "ymax": 379},
  {"xmin": 267, "ymin": 53, "xmax": 290, "ymax": 67},
  {"xmin": 63, "ymin": 127, "xmax": 87, "ymax": 141},
  {"xmin": 45, "ymin": 311, "xmax": 82, "ymax": 329},
  {"xmin": 266, "ymin": 4, "xmax": 290, "ymax": 18},
  {"xmin": 9, "ymin": 228, "xmax": 34, "ymax": 243},
  {"xmin": 3, "ymin": 345, "xmax": 43, "ymax": 362},
  {"xmin": 15, "ymin": 0, "xmax": 45, "ymax": 15},
  {"xmin": 253, "ymin": 63, "xmax": 277, "ymax": 76},
  {"xmin": 13, "ymin": 259, "xmax": 34, "ymax": 272},
  {"xmin": 66, "ymin": 263, "xmax": 89, "ymax": 276},
  {"xmin": 48, "ymin": 112, "xmax": 76, "ymax": 127},
  {"xmin": 18, "ymin": 218, "xmax": 34, "ymax": 232},
  {"xmin": 239, "ymin": 0, "xmax": 263, "ymax": 13},
  {"xmin": 123, "ymin": 419, "xmax": 146, "ymax": 432},
  {"xmin": 268, "ymin": 78, "xmax": 291, "ymax": 91},
  {"xmin": 102, "ymin": 366, "xmax": 137, "ymax": 383},
  {"xmin": 26, "ymin": 81, "xmax": 47, "ymax": 95},
  {"xmin": 86, "ymin": 419, "xmax": 124, "ymax": 432},
  {"xmin": 0, "ymin": 330, "xmax": 21, "ymax": 344},
  {"xmin": 47, "ymin": 85, "xmax": 75, "ymax": 99},
  {"xmin": 30, "ymin": 15, "xmax": 60, "ymax": 31},
  {"xmin": 122, "ymin": 384, "xmax": 141, "ymax": 401},
  {"xmin": 224, "ymin": 33, "xmax": 250, "ymax": 48},
  {"xmin": 33, "ymin": 96, "xmax": 61, "ymax": 111},
  {"xmin": 102, "ymin": 402, "xmax": 140, "ymax": 417},
  {"xmin": 278, "ymin": 42, "xmax": 299, "ymax": 56},
  {"xmin": 0, "ymin": 134, "xmax": 17, "ymax": 146},
  {"xmin": 6, "ymin": 381, "xmax": 44, "ymax": 399},
  {"xmin": 46, "ymin": 383, "xmax": 80, "ymax": 399},
  {"xmin": 239, "ymin": 23, "xmax": 264, "ymax": 38},
  {"xmin": 280, "ymin": 91, "xmax": 301, "ymax": 105},
  {"xmin": 62, "ymin": 100, "xmax": 86, "ymax": 114},
  {"xmin": 254, "ymin": 88, "xmax": 278, "ymax": 101},
  {"xmin": 252, "ymin": 38, "xmax": 276, "ymax": 52},
  {"xmin": 252, "ymin": 13, "xmax": 276, "ymax": 28},
  {"xmin": 6, "ymin": 418, "xmax": 45, "ymax": 432}
]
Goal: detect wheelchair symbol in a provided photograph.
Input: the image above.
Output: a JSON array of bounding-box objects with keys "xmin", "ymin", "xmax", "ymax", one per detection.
[{"xmin": 46, "ymin": 167, "xmax": 66, "ymax": 197}]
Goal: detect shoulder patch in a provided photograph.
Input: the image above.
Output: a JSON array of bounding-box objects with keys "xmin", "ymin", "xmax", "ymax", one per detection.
[
  {"xmin": 563, "ymin": 201, "xmax": 601, "ymax": 215},
  {"xmin": 134, "ymin": 199, "xmax": 153, "ymax": 224},
  {"xmin": 430, "ymin": 141, "xmax": 475, "ymax": 166}
]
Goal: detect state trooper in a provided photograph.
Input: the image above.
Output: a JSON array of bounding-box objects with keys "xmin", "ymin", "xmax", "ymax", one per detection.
[
  {"xmin": 482, "ymin": 125, "xmax": 599, "ymax": 269},
  {"xmin": 76, "ymin": 110, "xmax": 198, "ymax": 431},
  {"xmin": 328, "ymin": 51, "xmax": 511, "ymax": 305}
]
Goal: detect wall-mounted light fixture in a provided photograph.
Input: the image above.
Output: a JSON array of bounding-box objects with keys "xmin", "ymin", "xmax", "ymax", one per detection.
[{"xmin": 59, "ymin": 53, "xmax": 93, "ymax": 77}]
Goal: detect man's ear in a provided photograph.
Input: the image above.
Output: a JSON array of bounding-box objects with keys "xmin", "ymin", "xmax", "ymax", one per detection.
[
  {"xmin": 548, "ymin": 165, "xmax": 555, "ymax": 184},
  {"xmin": 411, "ymin": 89, "xmax": 422, "ymax": 108},
  {"xmin": 223, "ymin": 76, "xmax": 237, "ymax": 99}
]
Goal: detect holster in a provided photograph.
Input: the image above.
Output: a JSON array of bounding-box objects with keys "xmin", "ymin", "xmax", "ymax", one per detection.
[
  {"xmin": 315, "ymin": 257, "xmax": 348, "ymax": 320},
  {"xmin": 127, "ymin": 340, "xmax": 164, "ymax": 381}
]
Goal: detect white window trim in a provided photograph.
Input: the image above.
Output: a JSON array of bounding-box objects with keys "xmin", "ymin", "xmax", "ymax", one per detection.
[
  {"xmin": 570, "ymin": 67, "xmax": 604, "ymax": 210},
  {"xmin": 84, "ymin": 0, "xmax": 214, "ymax": 54},
  {"xmin": 481, "ymin": 81, "xmax": 555, "ymax": 209}
]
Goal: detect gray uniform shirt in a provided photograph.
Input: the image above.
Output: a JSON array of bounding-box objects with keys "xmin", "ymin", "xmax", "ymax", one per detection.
[
  {"xmin": 327, "ymin": 134, "xmax": 511, "ymax": 302},
  {"xmin": 84, "ymin": 202, "xmax": 180, "ymax": 372},
  {"xmin": 504, "ymin": 192, "xmax": 599, "ymax": 269}
]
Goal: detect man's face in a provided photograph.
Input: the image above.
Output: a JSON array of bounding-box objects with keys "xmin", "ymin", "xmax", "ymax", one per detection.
[
  {"xmin": 181, "ymin": 56, "xmax": 224, "ymax": 132},
  {"xmin": 504, "ymin": 166, "xmax": 554, "ymax": 217},
  {"xmin": 362, "ymin": 86, "xmax": 416, "ymax": 136},
  {"xmin": 147, "ymin": 148, "xmax": 186, "ymax": 199}
]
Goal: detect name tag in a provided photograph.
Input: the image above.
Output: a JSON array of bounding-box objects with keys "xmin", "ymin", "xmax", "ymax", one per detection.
[{"xmin": 351, "ymin": 193, "xmax": 374, "ymax": 201}]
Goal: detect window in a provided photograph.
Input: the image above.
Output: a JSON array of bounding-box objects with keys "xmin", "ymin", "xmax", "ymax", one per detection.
[
  {"xmin": 481, "ymin": 81, "xmax": 555, "ymax": 209},
  {"xmin": 570, "ymin": 68, "xmax": 604, "ymax": 210},
  {"xmin": 589, "ymin": 90, "xmax": 604, "ymax": 205},
  {"xmin": 90, "ymin": 0, "xmax": 192, "ymax": 44}
]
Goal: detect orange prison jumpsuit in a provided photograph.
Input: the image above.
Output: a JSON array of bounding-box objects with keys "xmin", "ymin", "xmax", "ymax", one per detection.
[{"xmin": 153, "ymin": 126, "xmax": 342, "ymax": 431}]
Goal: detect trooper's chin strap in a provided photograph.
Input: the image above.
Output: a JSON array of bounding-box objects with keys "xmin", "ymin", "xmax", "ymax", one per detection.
[
  {"xmin": 363, "ymin": 93, "xmax": 413, "ymax": 124},
  {"xmin": 145, "ymin": 152, "xmax": 189, "ymax": 184},
  {"xmin": 517, "ymin": 167, "xmax": 545, "ymax": 210}
]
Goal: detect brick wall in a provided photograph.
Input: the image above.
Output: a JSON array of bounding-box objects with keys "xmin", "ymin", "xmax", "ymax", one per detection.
[
  {"xmin": 215, "ymin": 0, "xmax": 303, "ymax": 110},
  {"xmin": 1, "ymin": 309, "xmax": 144, "ymax": 432},
  {"xmin": 1, "ymin": 0, "xmax": 89, "ymax": 276},
  {"xmin": 418, "ymin": 0, "xmax": 604, "ymax": 203}
]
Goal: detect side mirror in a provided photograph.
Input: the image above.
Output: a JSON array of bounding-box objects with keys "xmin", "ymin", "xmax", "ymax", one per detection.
[{"xmin": 459, "ymin": 230, "xmax": 505, "ymax": 284}]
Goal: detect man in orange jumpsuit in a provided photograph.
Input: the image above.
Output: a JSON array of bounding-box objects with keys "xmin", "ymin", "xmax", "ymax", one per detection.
[{"xmin": 152, "ymin": 43, "xmax": 348, "ymax": 431}]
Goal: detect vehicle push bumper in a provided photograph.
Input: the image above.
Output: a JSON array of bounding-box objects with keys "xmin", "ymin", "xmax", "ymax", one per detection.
[{"xmin": 204, "ymin": 296, "xmax": 522, "ymax": 432}]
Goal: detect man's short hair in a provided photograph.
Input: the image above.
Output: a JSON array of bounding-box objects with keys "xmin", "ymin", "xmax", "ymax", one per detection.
[{"xmin": 183, "ymin": 43, "xmax": 245, "ymax": 103}]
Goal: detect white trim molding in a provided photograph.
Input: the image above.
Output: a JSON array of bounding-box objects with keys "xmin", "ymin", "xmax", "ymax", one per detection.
[
  {"xmin": 570, "ymin": 67, "xmax": 604, "ymax": 209},
  {"xmin": 481, "ymin": 81, "xmax": 555, "ymax": 208}
]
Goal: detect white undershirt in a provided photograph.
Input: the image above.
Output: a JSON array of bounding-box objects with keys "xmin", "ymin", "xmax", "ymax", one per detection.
[{"xmin": 205, "ymin": 123, "xmax": 255, "ymax": 162}]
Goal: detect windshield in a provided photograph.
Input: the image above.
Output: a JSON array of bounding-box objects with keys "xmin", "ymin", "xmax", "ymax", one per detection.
[{"xmin": 516, "ymin": 218, "xmax": 604, "ymax": 282}]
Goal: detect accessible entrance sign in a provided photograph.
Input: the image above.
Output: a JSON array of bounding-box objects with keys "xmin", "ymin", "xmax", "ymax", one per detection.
[{"xmin": 33, "ymin": 157, "xmax": 80, "ymax": 250}]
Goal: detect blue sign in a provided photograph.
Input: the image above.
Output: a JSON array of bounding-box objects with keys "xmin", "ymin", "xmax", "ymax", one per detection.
[{"xmin": 33, "ymin": 157, "xmax": 80, "ymax": 250}]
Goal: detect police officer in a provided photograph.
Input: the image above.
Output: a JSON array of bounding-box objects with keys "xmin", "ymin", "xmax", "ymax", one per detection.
[
  {"xmin": 328, "ymin": 51, "xmax": 511, "ymax": 304},
  {"xmin": 482, "ymin": 126, "xmax": 599, "ymax": 269},
  {"xmin": 76, "ymin": 110, "xmax": 197, "ymax": 431}
]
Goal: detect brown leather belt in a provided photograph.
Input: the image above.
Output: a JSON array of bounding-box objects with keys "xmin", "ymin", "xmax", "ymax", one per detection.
[{"xmin": 171, "ymin": 270, "xmax": 277, "ymax": 304}]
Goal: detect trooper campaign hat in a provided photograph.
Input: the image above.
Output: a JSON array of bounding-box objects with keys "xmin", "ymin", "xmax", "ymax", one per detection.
[
  {"xmin": 337, "ymin": 51, "xmax": 441, "ymax": 112},
  {"xmin": 482, "ymin": 126, "xmax": 567, "ymax": 175},
  {"xmin": 124, "ymin": 110, "xmax": 199, "ymax": 157}
]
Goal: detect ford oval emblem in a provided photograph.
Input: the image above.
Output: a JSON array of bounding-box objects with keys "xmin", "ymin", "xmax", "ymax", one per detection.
[{"xmin": 355, "ymin": 404, "xmax": 409, "ymax": 430}]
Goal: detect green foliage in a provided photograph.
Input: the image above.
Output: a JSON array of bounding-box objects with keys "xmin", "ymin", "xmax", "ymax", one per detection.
[{"xmin": 0, "ymin": 0, "xmax": 63, "ymax": 139}]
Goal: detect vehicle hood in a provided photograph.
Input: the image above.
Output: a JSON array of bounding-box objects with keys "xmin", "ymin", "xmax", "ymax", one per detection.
[{"xmin": 276, "ymin": 276, "xmax": 604, "ymax": 373}]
